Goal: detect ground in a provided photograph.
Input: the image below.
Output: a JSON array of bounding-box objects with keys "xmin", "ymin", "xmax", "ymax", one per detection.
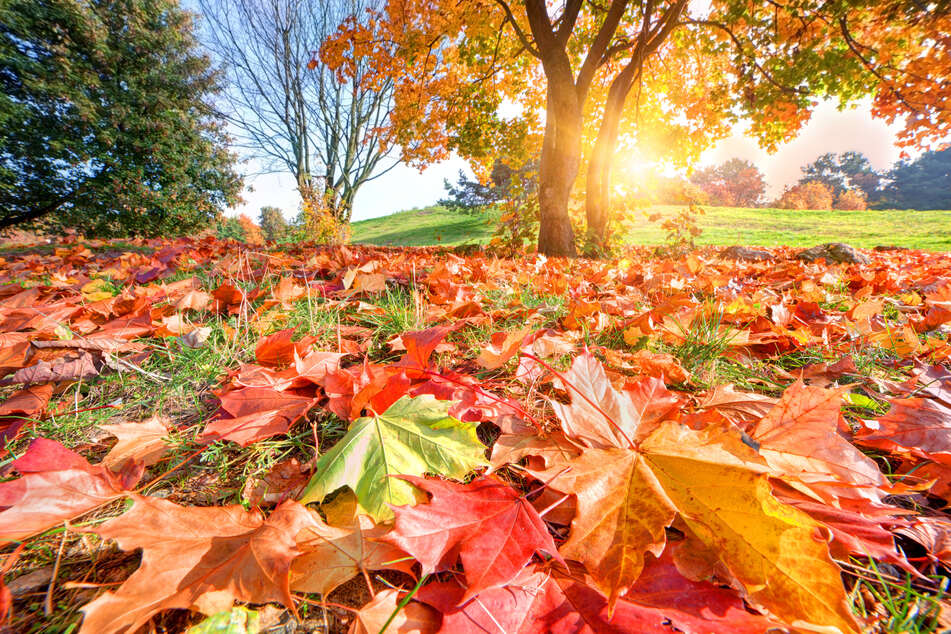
[
  {"xmin": 0, "ymin": 235, "xmax": 949, "ymax": 633},
  {"xmin": 351, "ymin": 205, "xmax": 951, "ymax": 250}
]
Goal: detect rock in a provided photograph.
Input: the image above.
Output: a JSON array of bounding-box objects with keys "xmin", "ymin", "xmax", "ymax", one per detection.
[
  {"xmin": 796, "ymin": 242, "xmax": 870, "ymax": 265},
  {"xmin": 873, "ymin": 245, "xmax": 909, "ymax": 252},
  {"xmin": 720, "ymin": 245, "xmax": 773, "ymax": 262}
]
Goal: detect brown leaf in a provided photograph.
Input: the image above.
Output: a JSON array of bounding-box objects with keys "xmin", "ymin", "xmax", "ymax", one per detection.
[
  {"xmin": 289, "ymin": 510, "xmax": 413, "ymax": 597},
  {"xmin": 80, "ymin": 496, "xmax": 312, "ymax": 634},
  {"xmin": 242, "ymin": 457, "xmax": 310, "ymax": 506},
  {"xmin": 7, "ymin": 351, "xmax": 101, "ymax": 386},
  {"xmin": 98, "ymin": 416, "xmax": 170, "ymax": 471},
  {"xmin": 348, "ymin": 589, "xmax": 438, "ymax": 634}
]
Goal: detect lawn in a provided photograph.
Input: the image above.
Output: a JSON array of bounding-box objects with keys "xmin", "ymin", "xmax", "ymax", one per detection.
[{"xmin": 352, "ymin": 204, "xmax": 951, "ymax": 250}]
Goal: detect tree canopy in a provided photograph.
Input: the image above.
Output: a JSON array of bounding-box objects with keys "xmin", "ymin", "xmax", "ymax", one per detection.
[
  {"xmin": 690, "ymin": 159, "xmax": 766, "ymax": 207},
  {"xmin": 882, "ymin": 149, "xmax": 951, "ymax": 210},
  {"xmin": 0, "ymin": 0, "xmax": 242, "ymax": 237},
  {"xmin": 323, "ymin": 0, "xmax": 951, "ymax": 255},
  {"xmin": 799, "ymin": 152, "xmax": 881, "ymax": 199}
]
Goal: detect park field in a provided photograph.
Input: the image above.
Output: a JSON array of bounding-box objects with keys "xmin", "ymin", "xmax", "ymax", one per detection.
[{"xmin": 351, "ymin": 204, "xmax": 951, "ymax": 250}]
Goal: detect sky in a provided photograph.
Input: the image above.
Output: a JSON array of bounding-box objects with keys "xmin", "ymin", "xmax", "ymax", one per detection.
[{"xmin": 228, "ymin": 99, "xmax": 905, "ymax": 222}]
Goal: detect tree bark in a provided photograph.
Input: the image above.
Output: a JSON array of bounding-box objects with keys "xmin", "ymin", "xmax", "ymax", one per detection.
[
  {"xmin": 536, "ymin": 92, "xmax": 582, "ymax": 257},
  {"xmin": 584, "ymin": 70, "xmax": 634, "ymax": 250}
]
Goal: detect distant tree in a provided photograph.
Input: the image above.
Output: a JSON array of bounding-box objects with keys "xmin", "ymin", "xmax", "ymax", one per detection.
[
  {"xmin": 237, "ymin": 214, "xmax": 264, "ymax": 244},
  {"xmin": 215, "ymin": 217, "xmax": 246, "ymax": 241},
  {"xmin": 440, "ymin": 159, "xmax": 538, "ymax": 214},
  {"xmin": 0, "ymin": 0, "xmax": 241, "ymax": 236},
  {"xmin": 834, "ymin": 189, "xmax": 868, "ymax": 210},
  {"xmin": 690, "ymin": 159, "xmax": 766, "ymax": 207},
  {"xmin": 881, "ymin": 149, "xmax": 951, "ymax": 210},
  {"xmin": 776, "ymin": 181, "xmax": 835, "ymax": 210},
  {"xmin": 258, "ymin": 206, "xmax": 289, "ymax": 242},
  {"xmin": 799, "ymin": 152, "xmax": 881, "ymax": 198},
  {"xmin": 198, "ymin": 0, "xmax": 395, "ymax": 226}
]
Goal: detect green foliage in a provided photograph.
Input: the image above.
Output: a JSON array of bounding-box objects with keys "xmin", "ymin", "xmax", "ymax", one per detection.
[
  {"xmin": 214, "ymin": 217, "xmax": 246, "ymax": 242},
  {"xmin": 298, "ymin": 394, "xmax": 488, "ymax": 521},
  {"xmin": 882, "ymin": 149, "xmax": 951, "ymax": 210},
  {"xmin": 0, "ymin": 0, "xmax": 242, "ymax": 236},
  {"xmin": 439, "ymin": 159, "xmax": 538, "ymax": 215},
  {"xmin": 257, "ymin": 206, "xmax": 289, "ymax": 242}
]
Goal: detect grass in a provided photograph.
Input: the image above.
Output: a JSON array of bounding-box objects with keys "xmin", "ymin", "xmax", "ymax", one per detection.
[
  {"xmin": 350, "ymin": 205, "xmax": 498, "ymax": 247},
  {"xmin": 350, "ymin": 204, "xmax": 951, "ymax": 250}
]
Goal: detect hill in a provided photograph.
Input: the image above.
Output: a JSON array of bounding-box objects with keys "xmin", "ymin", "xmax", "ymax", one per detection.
[{"xmin": 351, "ymin": 205, "xmax": 951, "ymax": 250}]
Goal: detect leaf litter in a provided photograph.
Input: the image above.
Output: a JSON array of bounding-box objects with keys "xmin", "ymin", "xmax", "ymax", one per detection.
[{"xmin": 0, "ymin": 236, "xmax": 948, "ymax": 632}]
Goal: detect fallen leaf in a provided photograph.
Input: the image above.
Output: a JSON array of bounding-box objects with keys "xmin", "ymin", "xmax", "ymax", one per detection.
[
  {"xmin": 299, "ymin": 395, "xmax": 487, "ymax": 521},
  {"xmin": 290, "ymin": 509, "xmax": 413, "ymax": 597},
  {"xmin": 348, "ymin": 588, "xmax": 438, "ymax": 634},
  {"xmin": 80, "ymin": 497, "xmax": 312, "ymax": 634},
  {"xmin": 0, "ymin": 438, "xmax": 141, "ymax": 543},
  {"xmin": 98, "ymin": 416, "xmax": 170, "ymax": 471},
  {"xmin": 382, "ymin": 475, "xmax": 563, "ymax": 600}
]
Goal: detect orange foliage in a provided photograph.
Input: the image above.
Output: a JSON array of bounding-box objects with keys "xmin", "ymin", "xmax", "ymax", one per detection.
[
  {"xmin": 834, "ymin": 189, "xmax": 869, "ymax": 210},
  {"xmin": 237, "ymin": 214, "xmax": 264, "ymax": 244},
  {"xmin": 776, "ymin": 181, "xmax": 835, "ymax": 210}
]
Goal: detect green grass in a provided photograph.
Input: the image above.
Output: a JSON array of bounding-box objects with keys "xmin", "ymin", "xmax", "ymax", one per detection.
[
  {"xmin": 350, "ymin": 205, "xmax": 498, "ymax": 247},
  {"xmin": 351, "ymin": 204, "xmax": 951, "ymax": 250}
]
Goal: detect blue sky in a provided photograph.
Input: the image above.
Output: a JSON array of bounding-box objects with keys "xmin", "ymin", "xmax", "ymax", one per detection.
[{"xmin": 228, "ymin": 99, "xmax": 904, "ymax": 222}]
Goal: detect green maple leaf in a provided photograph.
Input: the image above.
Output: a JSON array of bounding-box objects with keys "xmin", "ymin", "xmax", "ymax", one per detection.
[{"xmin": 299, "ymin": 395, "xmax": 487, "ymax": 521}]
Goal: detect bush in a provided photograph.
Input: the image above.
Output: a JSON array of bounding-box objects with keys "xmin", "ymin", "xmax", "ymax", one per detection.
[
  {"xmin": 834, "ymin": 189, "xmax": 868, "ymax": 210},
  {"xmin": 775, "ymin": 180, "xmax": 835, "ymax": 210}
]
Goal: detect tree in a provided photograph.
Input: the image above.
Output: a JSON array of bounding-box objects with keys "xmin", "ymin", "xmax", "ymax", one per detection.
[
  {"xmin": 0, "ymin": 0, "xmax": 241, "ymax": 236},
  {"xmin": 324, "ymin": 0, "xmax": 951, "ymax": 256},
  {"xmin": 881, "ymin": 149, "xmax": 951, "ymax": 210},
  {"xmin": 237, "ymin": 214, "xmax": 264, "ymax": 244},
  {"xmin": 197, "ymin": 0, "xmax": 396, "ymax": 227},
  {"xmin": 439, "ymin": 160, "xmax": 538, "ymax": 214},
  {"xmin": 258, "ymin": 206, "xmax": 289, "ymax": 242},
  {"xmin": 834, "ymin": 189, "xmax": 868, "ymax": 211},
  {"xmin": 775, "ymin": 181, "xmax": 834, "ymax": 210},
  {"xmin": 690, "ymin": 159, "xmax": 766, "ymax": 207},
  {"xmin": 799, "ymin": 152, "xmax": 881, "ymax": 199}
]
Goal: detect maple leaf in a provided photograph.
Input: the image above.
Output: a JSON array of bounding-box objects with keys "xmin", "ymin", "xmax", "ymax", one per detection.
[
  {"xmin": 254, "ymin": 329, "xmax": 315, "ymax": 368},
  {"xmin": 752, "ymin": 381, "xmax": 885, "ymax": 501},
  {"xmin": 98, "ymin": 416, "xmax": 170, "ymax": 470},
  {"xmin": 79, "ymin": 496, "xmax": 312, "ymax": 634},
  {"xmin": 200, "ymin": 388, "xmax": 317, "ymax": 446},
  {"xmin": 349, "ymin": 588, "xmax": 439, "ymax": 634},
  {"xmin": 697, "ymin": 383, "xmax": 777, "ymax": 427},
  {"xmin": 529, "ymin": 417, "xmax": 860, "ymax": 631},
  {"xmin": 476, "ymin": 328, "xmax": 531, "ymax": 369},
  {"xmin": 382, "ymin": 475, "xmax": 563, "ymax": 600},
  {"xmin": 289, "ymin": 508, "xmax": 413, "ymax": 596},
  {"xmin": 417, "ymin": 558, "xmax": 776, "ymax": 634},
  {"xmin": 0, "ymin": 438, "xmax": 141, "ymax": 543},
  {"xmin": 550, "ymin": 351, "xmax": 680, "ymax": 448},
  {"xmin": 854, "ymin": 394, "xmax": 951, "ymax": 460},
  {"xmin": 298, "ymin": 395, "xmax": 487, "ymax": 521},
  {"xmin": 0, "ymin": 383, "xmax": 53, "ymax": 443}
]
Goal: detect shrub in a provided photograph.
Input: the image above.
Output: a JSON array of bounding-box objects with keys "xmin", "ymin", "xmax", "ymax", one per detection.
[
  {"xmin": 834, "ymin": 189, "xmax": 868, "ymax": 210},
  {"xmin": 775, "ymin": 180, "xmax": 835, "ymax": 210}
]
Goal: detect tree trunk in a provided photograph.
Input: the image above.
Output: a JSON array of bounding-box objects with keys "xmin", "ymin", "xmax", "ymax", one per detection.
[
  {"xmin": 584, "ymin": 46, "xmax": 646, "ymax": 252},
  {"xmin": 584, "ymin": 79, "xmax": 628, "ymax": 251},
  {"xmin": 536, "ymin": 95, "xmax": 582, "ymax": 257}
]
